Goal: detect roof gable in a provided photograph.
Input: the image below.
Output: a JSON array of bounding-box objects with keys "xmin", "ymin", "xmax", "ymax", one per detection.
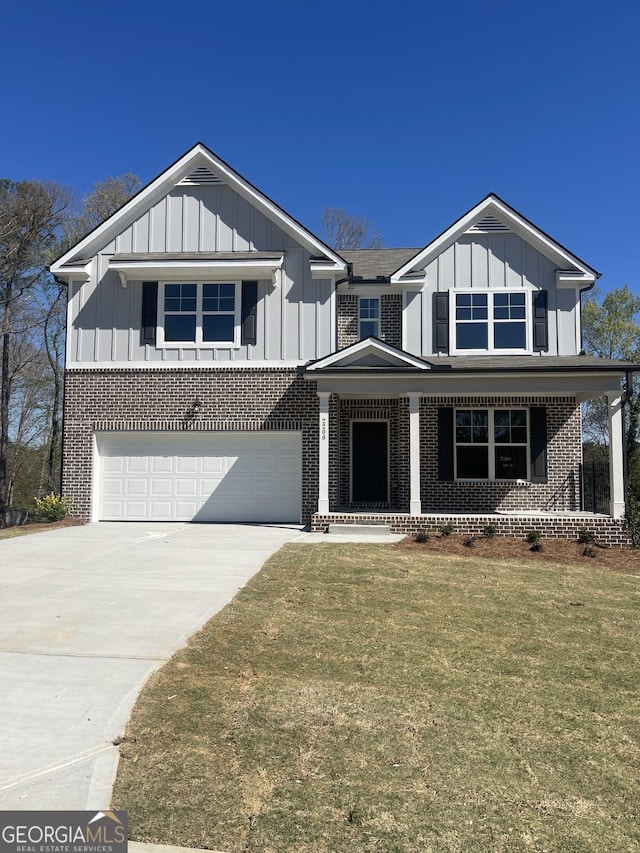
[
  {"xmin": 51, "ymin": 143, "xmax": 346, "ymax": 275},
  {"xmin": 306, "ymin": 338, "xmax": 432, "ymax": 371},
  {"xmin": 390, "ymin": 194, "xmax": 600, "ymax": 284}
]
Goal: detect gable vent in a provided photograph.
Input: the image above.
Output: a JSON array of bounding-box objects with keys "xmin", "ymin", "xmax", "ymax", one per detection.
[
  {"xmin": 466, "ymin": 214, "xmax": 512, "ymax": 234},
  {"xmin": 178, "ymin": 166, "xmax": 225, "ymax": 186}
]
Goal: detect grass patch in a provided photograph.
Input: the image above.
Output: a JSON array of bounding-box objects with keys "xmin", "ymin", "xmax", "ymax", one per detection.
[{"xmin": 113, "ymin": 544, "xmax": 640, "ymax": 853}]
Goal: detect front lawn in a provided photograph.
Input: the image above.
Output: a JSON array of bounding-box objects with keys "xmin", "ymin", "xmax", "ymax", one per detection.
[{"xmin": 112, "ymin": 544, "xmax": 640, "ymax": 853}]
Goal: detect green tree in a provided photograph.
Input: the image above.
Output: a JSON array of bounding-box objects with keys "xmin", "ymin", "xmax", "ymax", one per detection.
[{"xmin": 582, "ymin": 285, "xmax": 640, "ymax": 501}]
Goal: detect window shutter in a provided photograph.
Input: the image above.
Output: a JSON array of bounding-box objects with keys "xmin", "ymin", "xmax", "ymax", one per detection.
[
  {"xmin": 241, "ymin": 281, "xmax": 258, "ymax": 346},
  {"xmin": 533, "ymin": 290, "xmax": 548, "ymax": 352},
  {"xmin": 433, "ymin": 292, "xmax": 449, "ymax": 353},
  {"xmin": 437, "ymin": 407, "xmax": 454, "ymax": 481},
  {"xmin": 141, "ymin": 282, "xmax": 158, "ymax": 346},
  {"xmin": 529, "ymin": 407, "xmax": 547, "ymax": 483}
]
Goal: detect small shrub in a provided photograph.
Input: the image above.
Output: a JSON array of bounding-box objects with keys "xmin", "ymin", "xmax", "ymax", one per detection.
[
  {"xmin": 624, "ymin": 492, "xmax": 640, "ymax": 549},
  {"xmin": 526, "ymin": 529, "xmax": 542, "ymax": 544},
  {"xmin": 463, "ymin": 536, "xmax": 476, "ymax": 548},
  {"xmin": 577, "ymin": 527, "xmax": 595, "ymax": 544},
  {"xmin": 33, "ymin": 492, "xmax": 73, "ymax": 522},
  {"xmin": 583, "ymin": 545, "xmax": 598, "ymax": 558},
  {"xmin": 414, "ymin": 530, "xmax": 429, "ymax": 544},
  {"xmin": 439, "ymin": 523, "xmax": 454, "ymax": 538},
  {"xmin": 529, "ymin": 542, "xmax": 544, "ymax": 553},
  {"xmin": 483, "ymin": 524, "xmax": 497, "ymax": 539}
]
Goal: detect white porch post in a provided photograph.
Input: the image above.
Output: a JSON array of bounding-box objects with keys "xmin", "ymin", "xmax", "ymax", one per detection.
[
  {"xmin": 408, "ymin": 393, "xmax": 422, "ymax": 515},
  {"xmin": 317, "ymin": 391, "xmax": 331, "ymax": 514},
  {"xmin": 606, "ymin": 390, "xmax": 625, "ymax": 518}
]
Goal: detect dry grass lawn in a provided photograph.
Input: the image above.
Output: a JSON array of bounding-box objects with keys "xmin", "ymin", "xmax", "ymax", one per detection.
[{"xmin": 112, "ymin": 543, "xmax": 640, "ymax": 853}]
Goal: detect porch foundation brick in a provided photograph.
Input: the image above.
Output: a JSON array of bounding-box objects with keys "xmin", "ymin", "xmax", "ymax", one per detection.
[
  {"xmin": 62, "ymin": 368, "xmax": 320, "ymax": 522},
  {"xmin": 311, "ymin": 513, "xmax": 632, "ymax": 546}
]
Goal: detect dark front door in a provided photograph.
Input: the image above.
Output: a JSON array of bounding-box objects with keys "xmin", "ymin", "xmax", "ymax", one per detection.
[{"xmin": 352, "ymin": 421, "xmax": 388, "ymax": 502}]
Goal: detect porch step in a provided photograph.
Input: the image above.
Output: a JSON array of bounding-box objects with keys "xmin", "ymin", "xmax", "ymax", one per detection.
[{"xmin": 327, "ymin": 523, "xmax": 392, "ymax": 536}]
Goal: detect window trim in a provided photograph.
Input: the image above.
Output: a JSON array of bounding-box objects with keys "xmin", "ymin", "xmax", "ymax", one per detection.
[
  {"xmin": 157, "ymin": 281, "xmax": 241, "ymax": 348},
  {"xmin": 449, "ymin": 289, "xmax": 532, "ymax": 355},
  {"xmin": 454, "ymin": 407, "xmax": 530, "ymax": 482},
  {"xmin": 358, "ymin": 296, "xmax": 380, "ymax": 340}
]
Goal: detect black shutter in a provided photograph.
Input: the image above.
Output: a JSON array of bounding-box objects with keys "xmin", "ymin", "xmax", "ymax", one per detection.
[
  {"xmin": 533, "ymin": 290, "xmax": 548, "ymax": 352},
  {"xmin": 529, "ymin": 406, "xmax": 548, "ymax": 483},
  {"xmin": 437, "ymin": 407, "xmax": 454, "ymax": 481},
  {"xmin": 241, "ymin": 281, "xmax": 258, "ymax": 346},
  {"xmin": 141, "ymin": 282, "xmax": 158, "ymax": 346},
  {"xmin": 433, "ymin": 292, "xmax": 449, "ymax": 353}
]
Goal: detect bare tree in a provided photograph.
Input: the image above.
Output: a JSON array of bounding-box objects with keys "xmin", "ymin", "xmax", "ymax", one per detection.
[
  {"xmin": 0, "ymin": 180, "xmax": 73, "ymax": 524},
  {"xmin": 322, "ymin": 207, "xmax": 383, "ymax": 250},
  {"xmin": 64, "ymin": 173, "xmax": 141, "ymax": 246}
]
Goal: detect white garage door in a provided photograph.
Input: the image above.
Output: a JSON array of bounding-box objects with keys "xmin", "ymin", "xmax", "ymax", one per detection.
[{"xmin": 97, "ymin": 431, "xmax": 302, "ymax": 522}]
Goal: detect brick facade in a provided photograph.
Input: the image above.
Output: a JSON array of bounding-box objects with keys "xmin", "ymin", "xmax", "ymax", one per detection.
[
  {"xmin": 65, "ymin": 371, "xmax": 614, "ymax": 542},
  {"xmin": 420, "ymin": 396, "xmax": 582, "ymax": 513},
  {"xmin": 63, "ymin": 368, "xmax": 319, "ymax": 522},
  {"xmin": 337, "ymin": 293, "xmax": 403, "ymax": 349}
]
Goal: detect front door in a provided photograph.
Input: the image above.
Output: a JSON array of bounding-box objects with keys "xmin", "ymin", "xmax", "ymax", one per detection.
[{"xmin": 351, "ymin": 421, "xmax": 388, "ymax": 502}]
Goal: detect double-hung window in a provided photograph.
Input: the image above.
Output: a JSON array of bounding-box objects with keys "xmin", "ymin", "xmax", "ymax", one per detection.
[
  {"xmin": 455, "ymin": 408, "xmax": 528, "ymax": 480},
  {"xmin": 453, "ymin": 290, "xmax": 528, "ymax": 353},
  {"xmin": 161, "ymin": 282, "xmax": 239, "ymax": 346},
  {"xmin": 359, "ymin": 297, "xmax": 380, "ymax": 339}
]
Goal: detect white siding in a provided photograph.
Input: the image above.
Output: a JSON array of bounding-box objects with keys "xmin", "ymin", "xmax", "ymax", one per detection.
[
  {"xmin": 413, "ymin": 234, "xmax": 571, "ymax": 357},
  {"xmin": 69, "ymin": 184, "xmax": 334, "ymax": 366}
]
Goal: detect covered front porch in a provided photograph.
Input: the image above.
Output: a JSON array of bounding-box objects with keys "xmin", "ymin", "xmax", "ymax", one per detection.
[{"xmin": 305, "ymin": 340, "xmax": 633, "ymax": 539}]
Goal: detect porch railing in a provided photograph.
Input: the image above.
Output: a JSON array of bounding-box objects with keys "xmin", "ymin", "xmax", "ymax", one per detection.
[{"xmin": 579, "ymin": 461, "xmax": 610, "ymax": 515}]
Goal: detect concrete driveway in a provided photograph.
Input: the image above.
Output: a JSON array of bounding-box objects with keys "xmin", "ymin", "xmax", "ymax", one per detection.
[{"xmin": 0, "ymin": 522, "xmax": 302, "ymax": 810}]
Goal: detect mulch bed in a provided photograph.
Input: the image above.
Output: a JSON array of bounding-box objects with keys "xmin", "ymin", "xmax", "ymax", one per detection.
[{"xmin": 396, "ymin": 532, "xmax": 640, "ymax": 574}]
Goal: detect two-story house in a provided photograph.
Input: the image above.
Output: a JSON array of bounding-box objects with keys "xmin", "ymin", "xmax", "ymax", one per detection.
[{"xmin": 50, "ymin": 143, "xmax": 637, "ymax": 543}]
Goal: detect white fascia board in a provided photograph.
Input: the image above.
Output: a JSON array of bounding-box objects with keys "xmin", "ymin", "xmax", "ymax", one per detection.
[
  {"xmin": 556, "ymin": 271, "xmax": 597, "ymax": 288},
  {"xmin": 306, "ymin": 337, "xmax": 431, "ymax": 371},
  {"xmin": 51, "ymin": 143, "xmax": 346, "ymax": 273},
  {"xmin": 52, "ymin": 262, "xmax": 92, "ymax": 282},
  {"xmin": 310, "ymin": 261, "xmax": 348, "ymax": 278},
  {"xmin": 390, "ymin": 195, "xmax": 599, "ymax": 283},
  {"xmin": 110, "ymin": 256, "xmax": 284, "ymax": 282},
  {"xmin": 66, "ymin": 360, "xmax": 307, "ymax": 370}
]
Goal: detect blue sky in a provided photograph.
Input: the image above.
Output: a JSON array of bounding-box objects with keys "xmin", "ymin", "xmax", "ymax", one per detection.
[{"xmin": 2, "ymin": 0, "xmax": 638, "ymax": 295}]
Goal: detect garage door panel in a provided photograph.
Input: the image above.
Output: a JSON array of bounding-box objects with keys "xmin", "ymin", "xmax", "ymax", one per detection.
[{"xmin": 98, "ymin": 431, "xmax": 301, "ymax": 522}]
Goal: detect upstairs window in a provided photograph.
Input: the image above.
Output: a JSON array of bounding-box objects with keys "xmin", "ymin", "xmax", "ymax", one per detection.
[
  {"xmin": 160, "ymin": 282, "xmax": 239, "ymax": 346},
  {"xmin": 455, "ymin": 408, "xmax": 528, "ymax": 480},
  {"xmin": 452, "ymin": 290, "xmax": 529, "ymax": 353},
  {"xmin": 359, "ymin": 297, "xmax": 380, "ymax": 339}
]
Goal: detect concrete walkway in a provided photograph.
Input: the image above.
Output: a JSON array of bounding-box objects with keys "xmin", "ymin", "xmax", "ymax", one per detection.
[{"xmin": 0, "ymin": 522, "xmax": 303, "ymax": 810}]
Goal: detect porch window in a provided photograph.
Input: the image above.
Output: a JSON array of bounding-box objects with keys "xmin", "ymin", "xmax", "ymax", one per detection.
[
  {"xmin": 359, "ymin": 297, "xmax": 380, "ymax": 339},
  {"xmin": 453, "ymin": 291, "xmax": 528, "ymax": 353},
  {"xmin": 455, "ymin": 408, "xmax": 528, "ymax": 480},
  {"xmin": 160, "ymin": 282, "xmax": 239, "ymax": 346}
]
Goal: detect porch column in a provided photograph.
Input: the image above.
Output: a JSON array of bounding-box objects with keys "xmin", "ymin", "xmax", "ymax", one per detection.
[
  {"xmin": 606, "ymin": 389, "xmax": 625, "ymax": 518},
  {"xmin": 407, "ymin": 393, "xmax": 422, "ymax": 515},
  {"xmin": 317, "ymin": 391, "xmax": 331, "ymax": 514}
]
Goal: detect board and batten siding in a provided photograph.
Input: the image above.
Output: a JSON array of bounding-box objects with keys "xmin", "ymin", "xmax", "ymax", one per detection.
[
  {"xmin": 68, "ymin": 186, "xmax": 334, "ymax": 365},
  {"xmin": 403, "ymin": 234, "xmax": 580, "ymax": 358}
]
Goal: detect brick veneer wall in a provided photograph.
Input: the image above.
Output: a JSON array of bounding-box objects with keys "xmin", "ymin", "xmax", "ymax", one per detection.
[
  {"xmin": 310, "ymin": 513, "xmax": 631, "ymax": 546},
  {"xmin": 63, "ymin": 368, "xmax": 319, "ymax": 522},
  {"xmin": 337, "ymin": 293, "xmax": 403, "ymax": 349},
  {"xmin": 420, "ymin": 396, "xmax": 582, "ymax": 513},
  {"xmin": 335, "ymin": 398, "xmax": 409, "ymax": 511}
]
